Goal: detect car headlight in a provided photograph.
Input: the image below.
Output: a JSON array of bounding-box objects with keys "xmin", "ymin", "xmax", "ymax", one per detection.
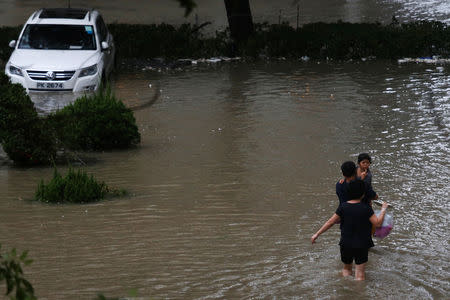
[
  {"xmin": 79, "ymin": 64, "xmax": 98, "ymax": 77},
  {"xmin": 9, "ymin": 65, "xmax": 23, "ymax": 77}
]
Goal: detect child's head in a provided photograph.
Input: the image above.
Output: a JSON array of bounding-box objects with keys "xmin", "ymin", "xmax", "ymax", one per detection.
[
  {"xmin": 348, "ymin": 179, "xmax": 365, "ymax": 200},
  {"xmin": 357, "ymin": 153, "xmax": 372, "ymax": 169},
  {"xmin": 341, "ymin": 161, "xmax": 356, "ymax": 178}
]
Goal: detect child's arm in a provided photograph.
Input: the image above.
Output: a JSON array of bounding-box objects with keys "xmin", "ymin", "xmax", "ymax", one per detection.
[
  {"xmin": 369, "ymin": 202, "xmax": 388, "ymax": 227},
  {"xmin": 311, "ymin": 213, "xmax": 340, "ymax": 244}
]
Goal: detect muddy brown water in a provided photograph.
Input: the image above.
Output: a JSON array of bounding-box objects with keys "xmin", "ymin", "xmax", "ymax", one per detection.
[{"xmin": 0, "ymin": 60, "xmax": 449, "ymax": 299}]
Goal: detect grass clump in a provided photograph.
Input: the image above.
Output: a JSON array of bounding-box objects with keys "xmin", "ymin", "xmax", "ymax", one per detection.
[
  {"xmin": 47, "ymin": 88, "xmax": 140, "ymax": 151},
  {"xmin": 35, "ymin": 168, "xmax": 111, "ymax": 203}
]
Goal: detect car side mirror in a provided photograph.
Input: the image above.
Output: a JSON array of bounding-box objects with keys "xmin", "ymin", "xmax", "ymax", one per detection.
[
  {"xmin": 101, "ymin": 41, "xmax": 109, "ymax": 51},
  {"xmin": 9, "ymin": 40, "xmax": 16, "ymax": 48}
]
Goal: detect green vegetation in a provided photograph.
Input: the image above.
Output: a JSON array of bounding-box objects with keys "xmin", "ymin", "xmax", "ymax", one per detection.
[
  {"xmin": 0, "ymin": 245, "xmax": 36, "ymax": 300},
  {"xmin": 35, "ymin": 168, "xmax": 107, "ymax": 203},
  {"xmin": 46, "ymin": 89, "xmax": 140, "ymax": 151},
  {"xmin": 108, "ymin": 23, "xmax": 231, "ymax": 60},
  {"xmin": 110, "ymin": 20, "xmax": 450, "ymax": 60},
  {"xmin": 35, "ymin": 168, "xmax": 126, "ymax": 204},
  {"xmin": 0, "ymin": 73, "xmax": 140, "ymax": 164},
  {"xmin": 0, "ymin": 72, "xmax": 57, "ymax": 165},
  {"xmin": 245, "ymin": 21, "xmax": 450, "ymax": 60}
]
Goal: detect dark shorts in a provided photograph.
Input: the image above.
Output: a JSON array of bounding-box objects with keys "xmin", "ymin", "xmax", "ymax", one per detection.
[{"xmin": 340, "ymin": 246, "xmax": 369, "ymax": 265}]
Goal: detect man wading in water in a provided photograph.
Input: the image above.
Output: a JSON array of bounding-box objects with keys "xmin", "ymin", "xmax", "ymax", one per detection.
[{"xmin": 311, "ymin": 180, "xmax": 388, "ymax": 280}]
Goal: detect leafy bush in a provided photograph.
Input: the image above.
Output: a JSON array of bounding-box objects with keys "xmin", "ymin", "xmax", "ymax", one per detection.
[
  {"xmin": 0, "ymin": 245, "xmax": 36, "ymax": 300},
  {"xmin": 0, "ymin": 72, "xmax": 140, "ymax": 164},
  {"xmin": 108, "ymin": 23, "xmax": 230, "ymax": 59},
  {"xmin": 35, "ymin": 168, "xmax": 110, "ymax": 203},
  {"xmin": 0, "ymin": 72, "xmax": 57, "ymax": 165},
  {"xmin": 46, "ymin": 88, "xmax": 140, "ymax": 151},
  {"xmin": 243, "ymin": 20, "xmax": 450, "ymax": 59}
]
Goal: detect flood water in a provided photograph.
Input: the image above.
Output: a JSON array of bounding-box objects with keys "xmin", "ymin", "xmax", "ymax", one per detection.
[
  {"xmin": 0, "ymin": 60, "xmax": 449, "ymax": 299},
  {"xmin": 1, "ymin": 0, "xmax": 450, "ymax": 299}
]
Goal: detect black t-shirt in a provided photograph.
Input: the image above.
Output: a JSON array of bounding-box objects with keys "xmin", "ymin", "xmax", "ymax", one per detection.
[
  {"xmin": 335, "ymin": 202, "xmax": 375, "ymax": 249},
  {"xmin": 336, "ymin": 179, "xmax": 376, "ymax": 205}
]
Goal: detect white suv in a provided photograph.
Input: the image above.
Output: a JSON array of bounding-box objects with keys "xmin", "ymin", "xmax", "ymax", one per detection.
[{"xmin": 5, "ymin": 8, "xmax": 115, "ymax": 93}]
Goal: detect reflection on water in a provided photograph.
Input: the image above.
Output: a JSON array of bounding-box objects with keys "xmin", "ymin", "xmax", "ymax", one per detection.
[
  {"xmin": 30, "ymin": 91, "xmax": 83, "ymax": 114},
  {"xmin": 0, "ymin": 61, "xmax": 448, "ymax": 299},
  {"xmin": 385, "ymin": 0, "xmax": 450, "ymax": 23},
  {"xmin": 28, "ymin": 73, "xmax": 161, "ymax": 114}
]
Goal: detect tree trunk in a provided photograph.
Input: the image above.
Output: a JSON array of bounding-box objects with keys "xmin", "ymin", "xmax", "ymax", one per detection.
[{"xmin": 224, "ymin": 0, "xmax": 254, "ymax": 43}]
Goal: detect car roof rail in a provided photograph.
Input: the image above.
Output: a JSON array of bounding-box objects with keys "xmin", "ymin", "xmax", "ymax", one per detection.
[
  {"xmin": 88, "ymin": 8, "xmax": 95, "ymax": 22},
  {"xmin": 32, "ymin": 9, "xmax": 43, "ymax": 20}
]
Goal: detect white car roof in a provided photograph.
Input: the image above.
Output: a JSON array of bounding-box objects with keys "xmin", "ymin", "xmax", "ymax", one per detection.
[{"xmin": 25, "ymin": 8, "xmax": 99, "ymax": 25}]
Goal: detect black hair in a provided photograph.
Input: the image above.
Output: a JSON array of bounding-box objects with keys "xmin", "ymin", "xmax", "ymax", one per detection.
[
  {"xmin": 357, "ymin": 153, "xmax": 372, "ymax": 164},
  {"xmin": 348, "ymin": 179, "xmax": 366, "ymax": 200},
  {"xmin": 341, "ymin": 161, "xmax": 356, "ymax": 178}
]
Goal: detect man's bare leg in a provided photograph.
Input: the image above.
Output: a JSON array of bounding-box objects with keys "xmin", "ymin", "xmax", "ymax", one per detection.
[
  {"xmin": 355, "ymin": 263, "xmax": 366, "ymax": 280},
  {"xmin": 342, "ymin": 263, "xmax": 352, "ymax": 277}
]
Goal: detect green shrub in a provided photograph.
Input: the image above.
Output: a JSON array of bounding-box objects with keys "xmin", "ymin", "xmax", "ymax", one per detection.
[
  {"xmin": 0, "ymin": 72, "xmax": 140, "ymax": 165},
  {"xmin": 108, "ymin": 22, "xmax": 229, "ymax": 59},
  {"xmin": 46, "ymin": 88, "xmax": 140, "ymax": 151},
  {"xmin": 0, "ymin": 245, "xmax": 36, "ymax": 300},
  {"xmin": 35, "ymin": 168, "xmax": 110, "ymax": 203},
  {"xmin": 0, "ymin": 72, "xmax": 57, "ymax": 165}
]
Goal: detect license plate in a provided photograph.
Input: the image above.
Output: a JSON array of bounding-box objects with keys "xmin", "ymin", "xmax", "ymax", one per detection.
[{"xmin": 36, "ymin": 82, "xmax": 64, "ymax": 89}]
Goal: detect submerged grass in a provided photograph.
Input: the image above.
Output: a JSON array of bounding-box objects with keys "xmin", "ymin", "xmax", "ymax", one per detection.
[{"xmin": 35, "ymin": 168, "xmax": 127, "ymax": 204}]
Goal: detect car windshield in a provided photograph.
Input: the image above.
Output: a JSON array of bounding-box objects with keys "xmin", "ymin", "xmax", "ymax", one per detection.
[{"xmin": 19, "ymin": 24, "xmax": 96, "ymax": 50}]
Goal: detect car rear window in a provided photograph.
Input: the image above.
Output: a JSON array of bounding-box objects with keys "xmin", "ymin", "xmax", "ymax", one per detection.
[{"xmin": 19, "ymin": 24, "xmax": 96, "ymax": 50}]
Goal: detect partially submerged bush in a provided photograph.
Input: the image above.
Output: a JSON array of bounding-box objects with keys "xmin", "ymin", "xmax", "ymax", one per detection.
[
  {"xmin": 1, "ymin": 71, "xmax": 141, "ymax": 165},
  {"xmin": 0, "ymin": 72, "xmax": 57, "ymax": 165},
  {"xmin": 47, "ymin": 89, "xmax": 140, "ymax": 151},
  {"xmin": 35, "ymin": 168, "xmax": 110, "ymax": 203}
]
